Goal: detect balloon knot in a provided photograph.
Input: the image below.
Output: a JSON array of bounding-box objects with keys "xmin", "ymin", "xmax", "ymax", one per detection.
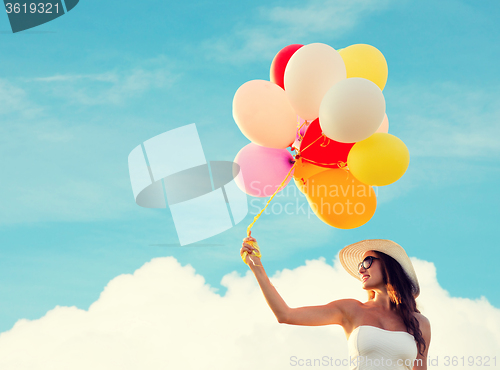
[{"xmin": 320, "ymin": 135, "xmax": 331, "ymax": 148}]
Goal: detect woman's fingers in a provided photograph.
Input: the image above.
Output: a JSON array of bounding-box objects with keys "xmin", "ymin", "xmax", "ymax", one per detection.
[
  {"xmin": 241, "ymin": 243, "xmax": 252, "ymax": 251},
  {"xmin": 241, "ymin": 243, "xmax": 256, "ymax": 254},
  {"xmin": 243, "ymin": 231, "xmax": 255, "ymax": 243}
]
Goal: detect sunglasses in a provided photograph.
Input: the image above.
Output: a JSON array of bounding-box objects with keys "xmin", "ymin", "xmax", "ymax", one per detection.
[{"xmin": 357, "ymin": 256, "xmax": 379, "ymax": 274}]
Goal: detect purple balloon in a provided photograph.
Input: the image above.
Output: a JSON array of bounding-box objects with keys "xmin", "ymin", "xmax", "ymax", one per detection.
[{"xmin": 234, "ymin": 143, "xmax": 295, "ymax": 197}]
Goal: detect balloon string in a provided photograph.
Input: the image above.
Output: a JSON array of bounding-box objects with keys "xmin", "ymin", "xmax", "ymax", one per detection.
[
  {"xmin": 246, "ymin": 160, "xmax": 298, "ymax": 237},
  {"xmin": 243, "ymin": 121, "xmax": 351, "ymax": 265},
  {"xmin": 297, "ymin": 133, "xmax": 324, "ymax": 155},
  {"xmin": 291, "ymin": 119, "xmax": 309, "ymax": 151},
  {"xmin": 337, "ymin": 161, "xmax": 351, "ymax": 178},
  {"xmin": 244, "ymin": 157, "xmax": 348, "ymax": 237},
  {"xmin": 300, "ymin": 158, "xmax": 349, "ymax": 168},
  {"xmin": 242, "ymin": 156, "xmax": 347, "ymax": 265},
  {"xmin": 296, "ymin": 119, "xmax": 308, "ymax": 141},
  {"xmin": 244, "ymin": 117, "xmax": 305, "ymax": 262}
]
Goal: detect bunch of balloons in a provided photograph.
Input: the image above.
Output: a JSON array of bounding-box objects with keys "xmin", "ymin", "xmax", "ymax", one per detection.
[{"xmin": 233, "ymin": 43, "xmax": 409, "ymax": 229}]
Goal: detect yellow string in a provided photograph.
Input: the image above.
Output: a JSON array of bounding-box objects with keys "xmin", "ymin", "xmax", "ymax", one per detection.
[
  {"xmin": 297, "ymin": 119, "xmax": 308, "ymax": 141},
  {"xmin": 291, "ymin": 119, "xmax": 308, "ymax": 151},
  {"xmin": 241, "ymin": 240, "xmax": 262, "ymax": 266},
  {"xmin": 320, "ymin": 135, "xmax": 331, "ymax": 147},
  {"xmin": 246, "ymin": 160, "xmax": 298, "ymax": 236},
  {"xmin": 242, "ymin": 119, "xmax": 337, "ymax": 266},
  {"xmin": 241, "ymin": 160, "xmax": 298, "ymax": 266},
  {"xmin": 296, "ymin": 132, "xmax": 324, "ymax": 155},
  {"xmin": 300, "ymin": 158, "xmax": 350, "ymax": 168}
]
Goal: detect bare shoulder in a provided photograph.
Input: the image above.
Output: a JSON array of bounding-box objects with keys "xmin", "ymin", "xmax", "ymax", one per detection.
[
  {"xmin": 332, "ymin": 298, "xmax": 363, "ymax": 306},
  {"xmin": 282, "ymin": 298, "xmax": 363, "ymax": 327},
  {"xmin": 323, "ymin": 298, "xmax": 363, "ymax": 318},
  {"xmin": 328, "ymin": 298, "xmax": 363, "ymax": 311},
  {"xmin": 413, "ymin": 312, "xmax": 430, "ymax": 328},
  {"xmin": 412, "ymin": 313, "xmax": 431, "ymax": 369},
  {"xmin": 413, "ymin": 312, "xmax": 431, "ymax": 338},
  {"xmin": 328, "ymin": 299, "xmax": 363, "ymax": 325}
]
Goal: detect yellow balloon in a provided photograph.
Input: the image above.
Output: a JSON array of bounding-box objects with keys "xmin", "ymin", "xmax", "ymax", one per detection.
[
  {"xmin": 304, "ymin": 169, "xmax": 377, "ymax": 229},
  {"xmin": 339, "ymin": 44, "xmax": 388, "ymax": 90},
  {"xmin": 293, "ymin": 158, "xmax": 329, "ymax": 193},
  {"xmin": 347, "ymin": 133, "xmax": 410, "ymax": 186}
]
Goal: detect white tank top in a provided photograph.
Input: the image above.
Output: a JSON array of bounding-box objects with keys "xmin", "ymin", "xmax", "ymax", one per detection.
[{"xmin": 347, "ymin": 325, "xmax": 418, "ymax": 370}]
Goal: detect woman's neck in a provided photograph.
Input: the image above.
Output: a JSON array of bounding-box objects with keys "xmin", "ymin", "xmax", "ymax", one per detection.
[{"xmin": 370, "ymin": 289, "xmax": 392, "ymax": 310}]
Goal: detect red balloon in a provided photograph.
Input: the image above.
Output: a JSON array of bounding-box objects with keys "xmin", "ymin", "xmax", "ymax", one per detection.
[
  {"xmin": 270, "ymin": 44, "xmax": 304, "ymax": 90},
  {"xmin": 299, "ymin": 118, "xmax": 354, "ymax": 168}
]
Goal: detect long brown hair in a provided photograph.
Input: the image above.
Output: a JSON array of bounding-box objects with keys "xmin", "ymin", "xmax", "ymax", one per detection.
[{"xmin": 367, "ymin": 251, "xmax": 426, "ymax": 356}]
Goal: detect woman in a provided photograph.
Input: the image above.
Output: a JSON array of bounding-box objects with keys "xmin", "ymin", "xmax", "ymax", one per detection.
[{"xmin": 240, "ymin": 233, "xmax": 431, "ymax": 370}]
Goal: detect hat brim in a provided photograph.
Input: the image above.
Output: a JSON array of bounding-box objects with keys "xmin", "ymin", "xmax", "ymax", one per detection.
[{"xmin": 339, "ymin": 239, "xmax": 420, "ymax": 298}]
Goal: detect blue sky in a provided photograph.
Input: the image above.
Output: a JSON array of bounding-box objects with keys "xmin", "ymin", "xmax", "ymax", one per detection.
[{"xmin": 0, "ymin": 0, "xmax": 499, "ymax": 337}]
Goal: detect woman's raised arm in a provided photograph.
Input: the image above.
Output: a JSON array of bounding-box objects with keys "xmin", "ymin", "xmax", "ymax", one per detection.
[{"xmin": 241, "ymin": 234, "xmax": 359, "ymax": 327}]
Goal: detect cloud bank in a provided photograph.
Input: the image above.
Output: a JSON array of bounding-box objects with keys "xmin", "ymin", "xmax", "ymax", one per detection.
[{"xmin": 0, "ymin": 255, "xmax": 498, "ymax": 369}]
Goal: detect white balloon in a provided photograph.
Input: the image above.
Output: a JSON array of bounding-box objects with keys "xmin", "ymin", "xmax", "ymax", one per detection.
[
  {"xmin": 284, "ymin": 43, "xmax": 346, "ymax": 120},
  {"xmin": 319, "ymin": 78, "xmax": 386, "ymax": 143}
]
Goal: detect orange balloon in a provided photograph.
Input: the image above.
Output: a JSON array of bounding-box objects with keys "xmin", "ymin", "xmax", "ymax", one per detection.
[
  {"xmin": 293, "ymin": 157, "xmax": 329, "ymax": 193},
  {"xmin": 304, "ymin": 169, "xmax": 377, "ymax": 229}
]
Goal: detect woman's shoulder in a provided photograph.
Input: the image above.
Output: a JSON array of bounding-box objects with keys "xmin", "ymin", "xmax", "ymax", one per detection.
[
  {"xmin": 413, "ymin": 312, "xmax": 431, "ymax": 337},
  {"xmin": 327, "ymin": 299, "xmax": 364, "ymax": 317},
  {"xmin": 413, "ymin": 312, "xmax": 430, "ymax": 326},
  {"xmin": 335, "ymin": 298, "xmax": 364, "ymax": 309}
]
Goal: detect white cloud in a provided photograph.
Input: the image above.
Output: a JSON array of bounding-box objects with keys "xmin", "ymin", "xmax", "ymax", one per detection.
[
  {"xmin": 203, "ymin": 0, "xmax": 393, "ymax": 63},
  {"xmin": 0, "ymin": 78, "xmax": 42, "ymax": 118},
  {"xmin": 0, "ymin": 255, "xmax": 498, "ymax": 370},
  {"xmin": 30, "ymin": 66, "xmax": 178, "ymax": 105},
  {"xmin": 262, "ymin": 0, "xmax": 388, "ymax": 34}
]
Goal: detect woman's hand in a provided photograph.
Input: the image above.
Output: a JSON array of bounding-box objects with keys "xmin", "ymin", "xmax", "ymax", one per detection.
[{"xmin": 240, "ymin": 231, "xmax": 262, "ymax": 268}]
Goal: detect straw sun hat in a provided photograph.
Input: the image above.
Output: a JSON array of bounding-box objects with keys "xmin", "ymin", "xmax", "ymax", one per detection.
[{"xmin": 339, "ymin": 239, "xmax": 420, "ymax": 298}]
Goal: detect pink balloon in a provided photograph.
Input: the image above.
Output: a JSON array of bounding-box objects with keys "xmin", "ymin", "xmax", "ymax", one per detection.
[
  {"xmin": 375, "ymin": 114, "xmax": 389, "ymax": 133},
  {"xmin": 234, "ymin": 143, "xmax": 295, "ymax": 197}
]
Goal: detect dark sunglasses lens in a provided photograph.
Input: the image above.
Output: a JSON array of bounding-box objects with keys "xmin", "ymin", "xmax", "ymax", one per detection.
[{"xmin": 362, "ymin": 257, "xmax": 373, "ymax": 269}]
